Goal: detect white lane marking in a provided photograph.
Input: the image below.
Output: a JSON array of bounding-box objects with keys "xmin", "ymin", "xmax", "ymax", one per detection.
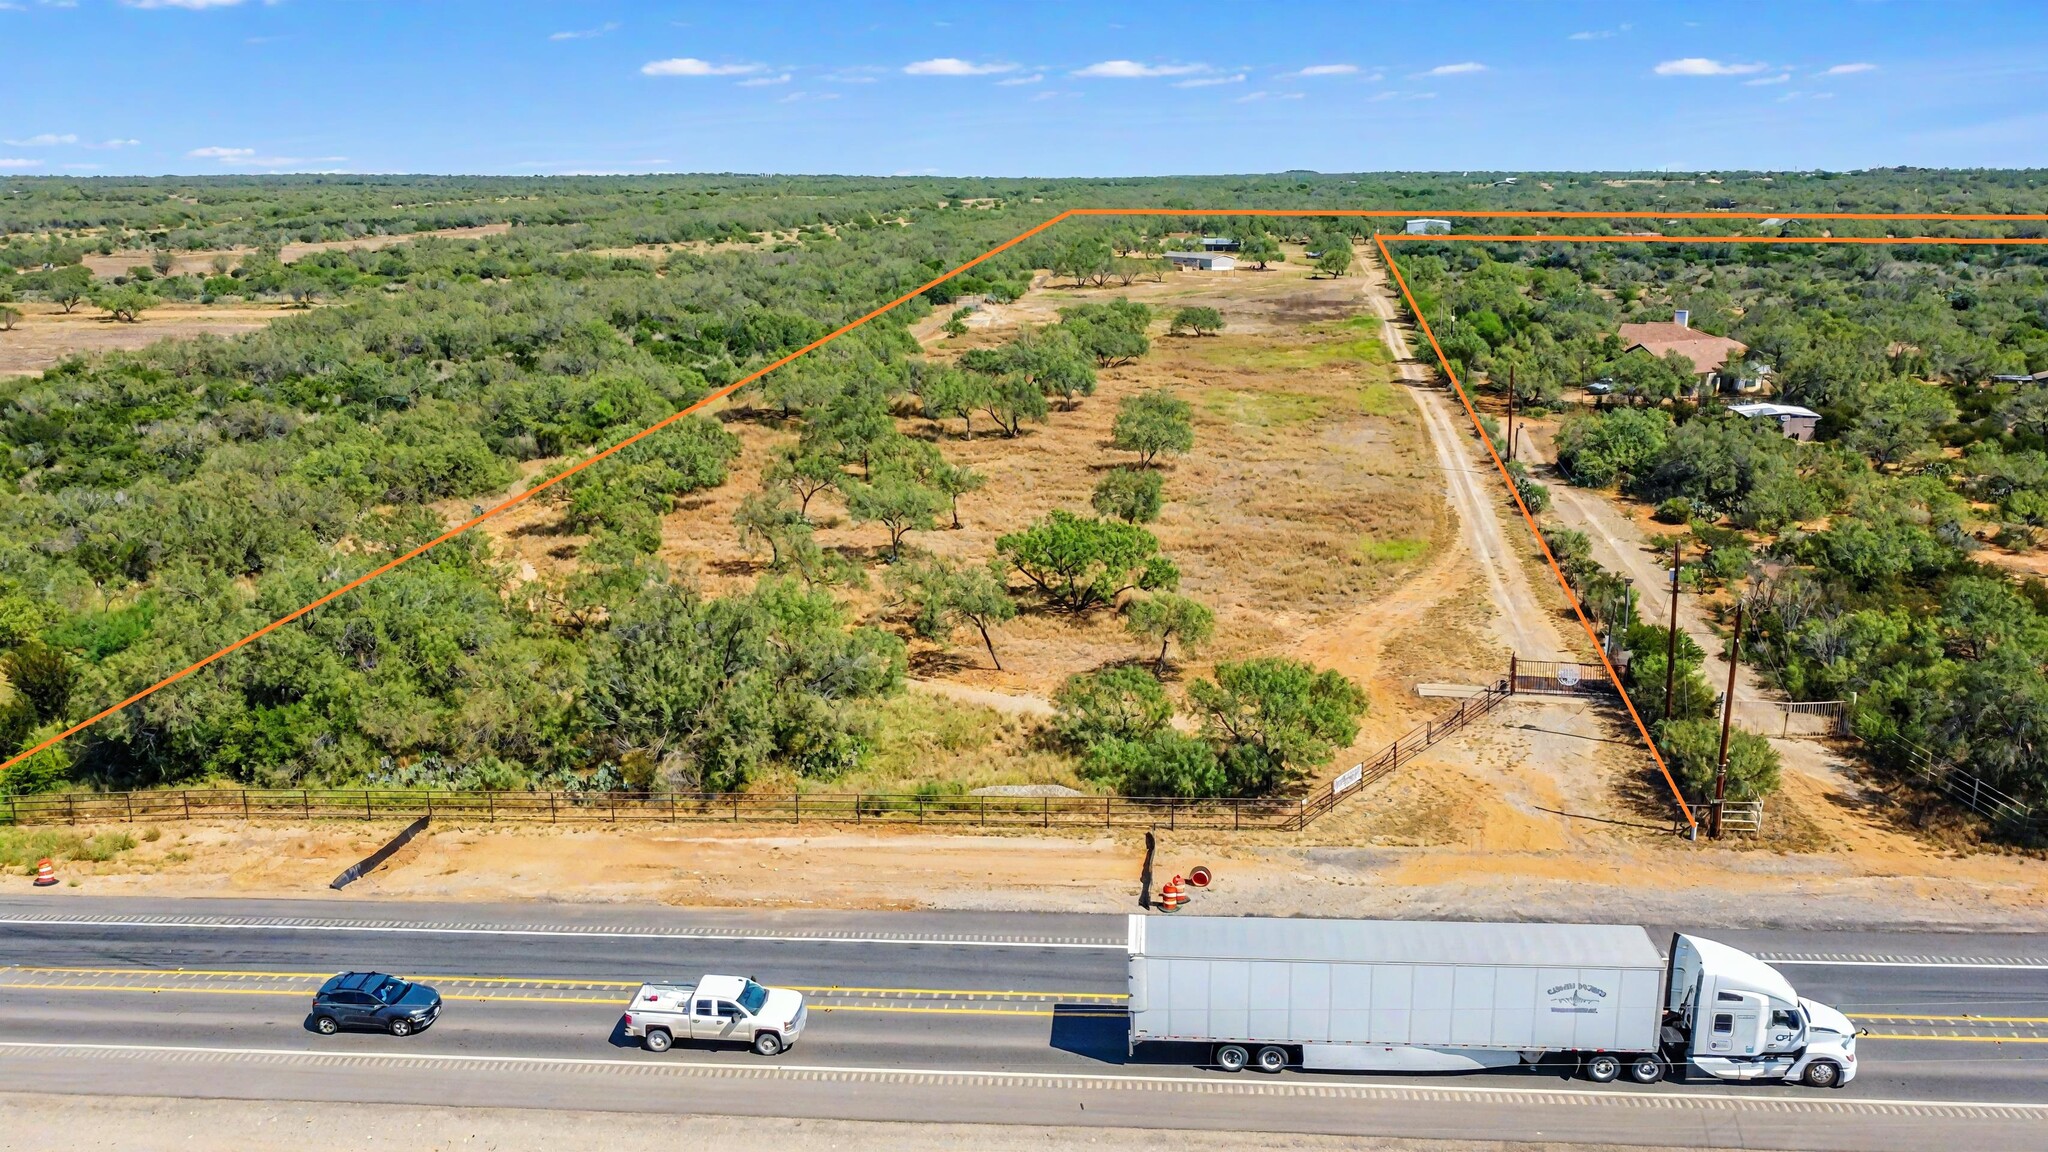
[
  {"xmin": 1764, "ymin": 958, "xmax": 2048, "ymax": 972},
  {"xmin": 1, "ymin": 1040, "xmax": 2042, "ymax": 1117},
  {"xmin": 0, "ymin": 917, "xmax": 1121, "ymax": 951}
]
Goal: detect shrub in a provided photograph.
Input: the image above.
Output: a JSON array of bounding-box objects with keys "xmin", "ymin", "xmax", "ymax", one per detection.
[
  {"xmin": 1655, "ymin": 498, "xmax": 1695, "ymax": 525},
  {"xmin": 1657, "ymin": 717, "xmax": 1782, "ymax": 801},
  {"xmin": 1091, "ymin": 468, "xmax": 1164, "ymax": 524},
  {"xmin": 1111, "ymin": 389, "xmax": 1195, "ymax": 465}
]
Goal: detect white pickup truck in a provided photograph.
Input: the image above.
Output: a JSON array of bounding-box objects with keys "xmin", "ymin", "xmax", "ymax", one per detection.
[{"xmin": 622, "ymin": 975, "xmax": 808, "ymax": 1056}]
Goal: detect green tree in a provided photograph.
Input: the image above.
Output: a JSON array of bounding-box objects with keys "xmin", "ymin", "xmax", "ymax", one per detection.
[
  {"xmin": 1091, "ymin": 467, "xmax": 1164, "ymax": 524},
  {"xmin": 1312, "ymin": 237, "xmax": 1354, "ymax": 278},
  {"xmin": 917, "ymin": 365, "xmax": 994, "ymax": 439},
  {"xmin": 1554, "ymin": 407, "xmax": 1673, "ymax": 487},
  {"xmin": 1125, "ymin": 592, "xmax": 1216, "ymax": 673},
  {"xmin": 1051, "ymin": 665, "xmax": 1175, "ymax": 748},
  {"xmin": 1111, "ymin": 388, "xmax": 1195, "ymax": 465},
  {"xmin": 1082, "ymin": 730, "xmax": 1224, "ymax": 797},
  {"xmin": 1845, "ymin": 378, "xmax": 1958, "ymax": 469},
  {"xmin": 1059, "ymin": 299, "xmax": 1152, "ymax": 367},
  {"xmin": 762, "ymin": 443, "xmax": 844, "ymax": 518},
  {"xmin": 0, "ymin": 305, "xmax": 19, "ymax": 332},
  {"xmin": 980, "ymin": 373, "xmax": 1050, "ymax": 437},
  {"xmin": 997, "ymin": 510, "xmax": 1179, "ymax": 611},
  {"xmin": 2, "ymin": 642, "xmax": 80, "ymax": 724},
  {"xmin": 733, "ymin": 490, "xmax": 813, "ymax": 569},
  {"xmin": 46, "ymin": 266, "xmax": 92, "ymax": 313},
  {"xmin": 1187, "ymin": 658, "xmax": 1367, "ymax": 795},
  {"xmin": 844, "ymin": 471, "xmax": 942, "ymax": 560},
  {"xmin": 150, "ymin": 250, "xmax": 176, "ymax": 276},
  {"xmin": 1657, "ymin": 717, "xmax": 1782, "ymax": 801},
  {"xmin": 1237, "ymin": 231, "xmax": 1282, "ymax": 270},
  {"xmin": 92, "ymin": 286, "xmax": 153, "ymax": 323},
  {"xmin": 1168, "ymin": 306, "xmax": 1225, "ymax": 336},
  {"xmin": 888, "ymin": 557, "xmax": 1017, "ymax": 669}
]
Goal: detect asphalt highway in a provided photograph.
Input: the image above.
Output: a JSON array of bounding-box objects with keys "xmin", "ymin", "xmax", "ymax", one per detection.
[{"xmin": 1, "ymin": 896, "xmax": 2043, "ymax": 1151}]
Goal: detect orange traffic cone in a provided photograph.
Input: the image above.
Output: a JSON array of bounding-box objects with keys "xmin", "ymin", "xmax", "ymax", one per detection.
[
  {"xmin": 32, "ymin": 858, "xmax": 56, "ymax": 887},
  {"xmin": 1159, "ymin": 875, "xmax": 1186, "ymax": 912}
]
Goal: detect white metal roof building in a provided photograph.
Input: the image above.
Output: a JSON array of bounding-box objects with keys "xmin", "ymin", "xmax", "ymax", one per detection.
[
  {"xmin": 1405, "ymin": 218, "xmax": 1453, "ymax": 235},
  {"xmin": 1164, "ymin": 251, "xmax": 1236, "ymax": 271}
]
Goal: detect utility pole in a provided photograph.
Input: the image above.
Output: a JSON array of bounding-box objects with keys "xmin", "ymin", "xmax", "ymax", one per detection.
[
  {"xmin": 1506, "ymin": 366, "xmax": 1517, "ymax": 463},
  {"xmin": 1664, "ymin": 540, "xmax": 1682, "ymax": 722},
  {"xmin": 1711, "ymin": 601, "xmax": 1744, "ymax": 840}
]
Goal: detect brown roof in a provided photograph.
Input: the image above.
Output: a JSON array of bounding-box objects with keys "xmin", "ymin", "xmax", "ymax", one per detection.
[{"xmin": 1617, "ymin": 322, "xmax": 1749, "ymax": 375}]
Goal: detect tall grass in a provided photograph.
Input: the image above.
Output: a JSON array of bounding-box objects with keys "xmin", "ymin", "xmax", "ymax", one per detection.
[{"xmin": 0, "ymin": 828, "xmax": 137, "ymax": 872}]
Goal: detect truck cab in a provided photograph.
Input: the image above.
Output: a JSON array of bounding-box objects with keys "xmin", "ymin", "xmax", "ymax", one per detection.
[
  {"xmin": 1664, "ymin": 934, "xmax": 1857, "ymax": 1087},
  {"xmin": 622, "ymin": 975, "xmax": 807, "ymax": 1056}
]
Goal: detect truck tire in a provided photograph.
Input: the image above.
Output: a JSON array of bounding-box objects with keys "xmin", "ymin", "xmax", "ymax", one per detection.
[
  {"xmin": 1254, "ymin": 1046, "xmax": 1289, "ymax": 1074},
  {"xmin": 1627, "ymin": 1055, "xmax": 1663, "ymax": 1084},
  {"xmin": 642, "ymin": 1028, "xmax": 672, "ymax": 1053},
  {"xmin": 1214, "ymin": 1044, "xmax": 1250, "ymax": 1073},
  {"xmin": 1801, "ymin": 1060, "xmax": 1841, "ymax": 1088},
  {"xmin": 1582, "ymin": 1054, "xmax": 1621, "ymax": 1083},
  {"xmin": 753, "ymin": 1032, "xmax": 785, "ymax": 1057}
]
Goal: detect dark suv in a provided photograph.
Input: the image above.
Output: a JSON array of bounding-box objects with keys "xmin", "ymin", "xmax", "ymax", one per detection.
[{"xmin": 311, "ymin": 972, "xmax": 442, "ymax": 1037}]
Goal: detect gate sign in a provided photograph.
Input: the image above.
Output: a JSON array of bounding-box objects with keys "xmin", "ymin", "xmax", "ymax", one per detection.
[
  {"xmin": 1333, "ymin": 764, "xmax": 1365, "ymax": 795},
  {"xmin": 1556, "ymin": 664, "xmax": 1581, "ymax": 688}
]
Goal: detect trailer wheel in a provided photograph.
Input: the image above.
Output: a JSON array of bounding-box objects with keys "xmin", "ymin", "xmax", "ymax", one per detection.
[
  {"xmin": 641, "ymin": 1028, "xmax": 672, "ymax": 1053},
  {"xmin": 1254, "ymin": 1046, "xmax": 1289, "ymax": 1074},
  {"xmin": 1582, "ymin": 1054, "xmax": 1621, "ymax": 1083},
  {"xmin": 1801, "ymin": 1060, "xmax": 1840, "ymax": 1088},
  {"xmin": 1627, "ymin": 1055, "xmax": 1662, "ymax": 1084},
  {"xmin": 1214, "ymin": 1044, "xmax": 1250, "ymax": 1073}
]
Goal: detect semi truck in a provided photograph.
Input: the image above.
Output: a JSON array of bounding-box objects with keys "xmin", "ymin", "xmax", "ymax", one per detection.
[
  {"xmin": 621, "ymin": 975, "xmax": 807, "ymax": 1055},
  {"xmin": 1127, "ymin": 915, "xmax": 1858, "ymax": 1087}
]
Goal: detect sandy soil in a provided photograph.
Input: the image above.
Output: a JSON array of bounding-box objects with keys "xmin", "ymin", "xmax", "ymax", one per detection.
[
  {"xmin": 75, "ymin": 223, "xmax": 512, "ymax": 279},
  {"xmin": 0, "ymin": 1093, "xmax": 1685, "ymax": 1152},
  {"xmin": 0, "ymin": 300, "xmax": 297, "ymax": 376}
]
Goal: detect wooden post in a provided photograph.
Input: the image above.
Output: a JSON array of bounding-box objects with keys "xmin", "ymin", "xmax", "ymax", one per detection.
[
  {"xmin": 1506, "ymin": 366, "xmax": 1516, "ymax": 463},
  {"xmin": 1711, "ymin": 603, "xmax": 1744, "ymax": 839},
  {"xmin": 1664, "ymin": 540, "xmax": 1682, "ymax": 723},
  {"xmin": 1508, "ymin": 652, "xmax": 1517, "ymax": 694},
  {"xmin": 790, "ymin": 793, "xmax": 797, "ymax": 826}
]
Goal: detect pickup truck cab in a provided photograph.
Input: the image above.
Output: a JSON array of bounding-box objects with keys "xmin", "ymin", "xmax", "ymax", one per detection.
[{"xmin": 623, "ymin": 975, "xmax": 806, "ymax": 1056}]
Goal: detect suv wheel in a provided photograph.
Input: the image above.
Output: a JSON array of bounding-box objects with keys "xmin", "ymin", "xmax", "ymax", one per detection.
[
  {"xmin": 752, "ymin": 1032, "xmax": 784, "ymax": 1056},
  {"xmin": 388, "ymin": 1017, "xmax": 413, "ymax": 1038},
  {"xmin": 642, "ymin": 1028, "xmax": 673, "ymax": 1053},
  {"xmin": 314, "ymin": 1016, "xmax": 339, "ymax": 1036}
]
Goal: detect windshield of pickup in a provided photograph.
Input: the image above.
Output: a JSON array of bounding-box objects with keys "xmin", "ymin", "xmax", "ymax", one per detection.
[
  {"xmin": 738, "ymin": 980, "xmax": 769, "ymax": 1015},
  {"xmin": 372, "ymin": 979, "xmax": 411, "ymax": 1004}
]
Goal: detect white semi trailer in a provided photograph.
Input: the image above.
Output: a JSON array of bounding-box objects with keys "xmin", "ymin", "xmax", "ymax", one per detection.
[{"xmin": 1127, "ymin": 915, "xmax": 1858, "ymax": 1087}]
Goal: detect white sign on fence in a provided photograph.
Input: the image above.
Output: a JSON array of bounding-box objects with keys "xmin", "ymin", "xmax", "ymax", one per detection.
[
  {"xmin": 1333, "ymin": 764, "xmax": 1365, "ymax": 795},
  {"xmin": 1556, "ymin": 664, "xmax": 1581, "ymax": 688}
]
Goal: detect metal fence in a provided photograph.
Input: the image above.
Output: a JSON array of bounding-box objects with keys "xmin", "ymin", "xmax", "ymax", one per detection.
[
  {"xmin": 1880, "ymin": 736, "xmax": 2045, "ymax": 839},
  {"xmin": 1509, "ymin": 657, "xmax": 1614, "ymax": 698},
  {"xmin": 0, "ymin": 676, "xmax": 1528, "ymax": 835}
]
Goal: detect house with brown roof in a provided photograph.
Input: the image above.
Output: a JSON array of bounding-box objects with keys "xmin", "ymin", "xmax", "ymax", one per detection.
[{"xmin": 1618, "ymin": 310, "xmax": 1766, "ymax": 395}]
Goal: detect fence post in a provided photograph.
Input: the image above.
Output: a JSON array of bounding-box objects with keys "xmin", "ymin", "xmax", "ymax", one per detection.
[
  {"xmin": 1042, "ymin": 796, "xmax": 1049, "ymax": 829},
  {"xmin": 1105, "ymin": 795, "xmax": 1111, "ymax": 829},
  {"xmin": 982, "ymin": 796, "xmax": 989, "ymax": 827},
  {"xmin": 918, "ymin": 798, "xmax": 926, "ymax": 825},
  {"xmin": 183, "ymin": 792, "xmax": 191, "ymax": 822},
  {"xmin": 487, "ymin": 791, "xmax": 495, "ymax": 823},
  {"xmin": 124, "ymin": 792, "xmax": 133, "ymax": 824},
  {"xmin": 550, "ymin": 791, "xmax": 557, "ymax": 824},
  {"xmin": 791, "ymin": 793, "xmax": 797, "ymax": 826},
  {"xmin": 426, "ymin": 792, "xmax": 434, "ymax": 821},
  {"xmin": 731, "ymin": 794, "xmax": 739, "ymax": 823},
  {"xmin": 1234, "ymin": 800, "xmax": 1241, "ymax": 832}
]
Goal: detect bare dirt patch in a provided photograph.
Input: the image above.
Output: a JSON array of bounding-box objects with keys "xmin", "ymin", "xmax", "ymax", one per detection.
[
  {"xmin": 75, "ymin": 223, "xmax": 513, "ymax": 279},
  {"xmin": 0, "ymin": 300, "xmax": 298, "ymax": 376}
]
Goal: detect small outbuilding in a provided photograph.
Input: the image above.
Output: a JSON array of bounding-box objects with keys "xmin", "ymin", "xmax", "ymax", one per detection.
[
  {"xmin": 1728, "ymin": 402, "xmax": 1820, "ymax": 442},
  {"xmin": 1405, "ymin": 218, "xmax": 1453, "ymax": 235},
  {"xmin": 1164, "ymin": 251, "xmax": 1237, "ymax": 271},
  {"xmin": 1198, "ymin": 237, "xmax": 1240, "ymax": 252}
]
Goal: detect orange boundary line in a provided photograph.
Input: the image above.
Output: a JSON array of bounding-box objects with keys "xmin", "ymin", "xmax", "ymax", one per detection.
[
  {"xmin": 1371, "ymin": 235, "xmax": 1697, "ymax": 827},
  {"xmin": 7, "ymin": 208, "xmax": 2043, "ymax": 807},
  {"xmin": 0, "ymin": 210, "xmax": 1078, "ymax": 776}
]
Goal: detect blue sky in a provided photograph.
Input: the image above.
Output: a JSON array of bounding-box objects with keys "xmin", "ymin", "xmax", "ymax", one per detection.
[{"xmin": 4, "ymin": 1, "xmax": 2046, "ymax": 177}]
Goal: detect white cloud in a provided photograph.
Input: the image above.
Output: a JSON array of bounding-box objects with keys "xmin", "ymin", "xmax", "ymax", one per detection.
[
  {"xmin": 995, "ymin": 72, "xmax": 1043, "ymax": 86},
  {"xmin": 1654, "ymin": 58, "xmax": 1770, "ymax": 77},
  {"xmin": 189, "ymin": 146, "xmax": 255, "ymax": 158},
  {"xmin": 1745, "ymin": 73, "xmax": 1792, "ymax": 86},
  {"xmin": 97, "ymin": 138, "xmax": 141, "ymax": 148},
  {"xmin": 62, "ymin": 163, "xmax": 100, "ymax": 170},
  {"xmin": 4, "ymin": 133, "xmax": 78, "ymax": 146},
  {"xmin": 0, "ymin": 158, "xmax": 43, "ymax": 169},
  {"xmin": 123, "ymin": 0, "xmax": 253, "ymax": 8},
  {"xmin": 903, "ymin": 57, "xmax": 1016, "ymax": 76},
  {"xmin": 777, "ymin": 91, "xmax": 840, "ymax": 104},
  {"xmin": 1569, "ymin": 24, "xmax": 1629, "ymax": 40},
  {"xmin": 1176, "ymin": 73, "xmax": 1244, "ymax": 88},
  {"xmin": 1072, "ymin": 60, "xmax": 1204, "ymax": 78},
  {"xmin": 551, "ymin": 22, "xmax": 618, "ymax": 41},
  {"xmin": 1822, "ymin": 62, "xmax": 1877, "ymax": 75},
  {"xmin": 1235, "ymin": 90, "xmax": 1305, "ymax": 103},
  {"xmin": 1294, "ymin": 64, "xmax": 1358, "ymax": 77},
  {"xmin": 641, "ymin": 58, "xmax": 762, "ymax": 77},
  {"xmin": 1418, "ymin": 62, "xmax": 1486, "ymax": 76},
  {"xmin": 737, "ymin": 73, "xmax": 792, "ymax": 86}
]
